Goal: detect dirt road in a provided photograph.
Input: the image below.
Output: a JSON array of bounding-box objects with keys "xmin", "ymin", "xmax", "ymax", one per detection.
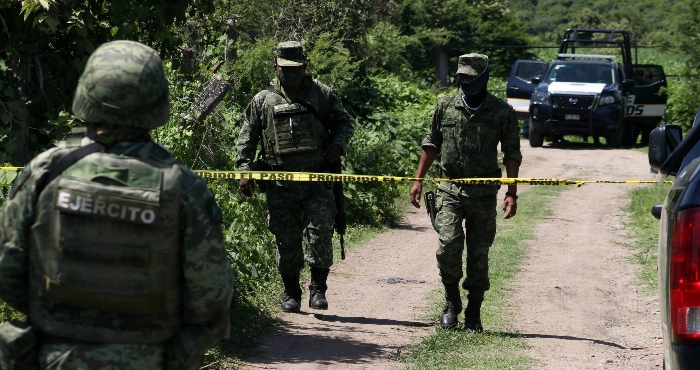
[{"xmin": 241, "ymin": 140, "xmax": 661, "ymax": 369}]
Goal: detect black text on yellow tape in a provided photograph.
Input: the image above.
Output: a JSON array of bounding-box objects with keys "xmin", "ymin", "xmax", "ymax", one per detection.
[
  {"xmin": 194, "ymin": 170, "xmax": 419, "ymax": 183},
  {"xmin": 0, "ymin": 167, "xmax": 672, "ymax": 187}
]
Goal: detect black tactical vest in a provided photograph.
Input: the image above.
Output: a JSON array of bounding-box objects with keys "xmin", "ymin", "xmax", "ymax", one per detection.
[
  {"xmin": 28, "ymin": 141, "xmax": 183, "ymax": 343},
  {"xmin": 262, "ymin": 86, "xmax": 329, "ymax": 171}
]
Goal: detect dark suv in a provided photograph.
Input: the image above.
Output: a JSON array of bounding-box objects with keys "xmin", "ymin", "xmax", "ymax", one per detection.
[
  {"xmin": 527, "ymin": 58, "xmax": 633, "ymax": 147},
  {"xmin": 648, "ymin": 109, "xmax": 700, "ymax": 369}
]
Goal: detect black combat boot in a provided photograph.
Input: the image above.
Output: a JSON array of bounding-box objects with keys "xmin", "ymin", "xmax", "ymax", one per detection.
[
  {"xmin": 439, "ymin": 283, "xmax": 462, "ymax": 329},
  {"xmin": 463, "ymin": 291, "xmax": 484, "ymax": 333},
  {"xmin": 309, "ymin": 267, "xmax": 330, "ymax": 310},
  {"xmin": 281, "ymin": 274, "xmax": 302, "ymax": 313}
]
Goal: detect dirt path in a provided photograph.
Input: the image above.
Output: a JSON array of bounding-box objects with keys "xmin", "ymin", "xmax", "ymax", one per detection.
[
  {"xmin": 240, "ymin": 140, "xmax": 661, "ymax": 369},
  {"xmin": 510, "ymin": 142, "xmax": 661, "ymax": 369}
]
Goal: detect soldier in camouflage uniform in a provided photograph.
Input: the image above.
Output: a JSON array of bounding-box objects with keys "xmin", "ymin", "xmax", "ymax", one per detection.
[
  {"xmin": 409, "ymin": 54, "xmax": 522, "ymax": 332},
  {"xmin": 0, "ymin": 40, "xmax": 233, "ymax": 369},
  {"xmin": 235, "ymin": 41, "xmax": 353, "ymax": 313}
]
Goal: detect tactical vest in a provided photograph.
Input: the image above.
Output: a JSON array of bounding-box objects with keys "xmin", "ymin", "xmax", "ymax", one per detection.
[
  {"xmin": 28, "ymin": 141, "xmax": 184, "ymax": 343},
  {"xmin": 262, "ymin": 87, "xmax": 329, "ymax": 171}
]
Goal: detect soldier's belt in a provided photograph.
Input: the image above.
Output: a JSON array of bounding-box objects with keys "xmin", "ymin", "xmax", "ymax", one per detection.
[{"xmin": 0, "ymin": 167, "xmax": 673, "ymax": 188}]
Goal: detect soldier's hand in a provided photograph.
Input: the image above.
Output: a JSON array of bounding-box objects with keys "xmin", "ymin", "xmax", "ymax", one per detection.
[
  {"xmin": 410, "ymin": 181, "xmax": 423, "ymax": 208},
  {"xmin": 502, "ymin": 197, "xmax": 517, "ymax": 219},
  {"xmin": 323, "ymin": 144, "xmax": 343, "ymax": 163},
  {"xmin": 239, "ymin": 178, "xmax": 255, "ymax": 197}
]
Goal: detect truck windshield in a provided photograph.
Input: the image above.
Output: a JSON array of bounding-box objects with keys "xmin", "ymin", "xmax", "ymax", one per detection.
[{"xmin": 546, "ymin": 64, "xmax": 616, "ymax": 85}]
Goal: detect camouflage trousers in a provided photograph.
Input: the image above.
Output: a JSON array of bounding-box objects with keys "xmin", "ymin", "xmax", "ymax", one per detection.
[
  {"xmin": 39, "ymin": 342, "xmax": 165, "ymax": 369},
  {"xmin": 265, "ymin": 181, "xmax": 336, "ymax": 276},
  {"xmin": 434, "ymin": 190, "xmax": 497, "ymax": 292}
]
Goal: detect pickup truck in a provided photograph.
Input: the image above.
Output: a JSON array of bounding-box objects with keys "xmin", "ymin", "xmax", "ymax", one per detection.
[
  {"xmin": 507, "ymin": 28, "xmax": 667, "ymax": 147},
  {"xmin": 648, "ymin": 110, "xmax": 700, "ymax": 369}
]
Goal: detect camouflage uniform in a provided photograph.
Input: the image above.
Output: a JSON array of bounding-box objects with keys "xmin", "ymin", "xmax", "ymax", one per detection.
[
  {"xmin": 234, "ymin": 46, "xmax": 353, "ymax": 281},
  {"xmin": 422, "ymin": 77, "xmax": 522, "ymax": 292},
  {"xmin": 0, "ymin": 40, "xmax": 233, "ymax": 369}
]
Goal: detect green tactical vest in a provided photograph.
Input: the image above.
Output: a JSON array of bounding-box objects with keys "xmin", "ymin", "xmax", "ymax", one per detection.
[
  {"xmin": 28, "ymin": 140, "xmax": 183, "ymax": 343},
  {"xmin": 262, "ymin": 87, "xmax": 329, "ymax": 171}
]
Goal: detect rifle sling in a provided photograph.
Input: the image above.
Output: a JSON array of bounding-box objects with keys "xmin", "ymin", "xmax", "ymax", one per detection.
[{"xmin": 10, "ymin": 142, "xmax": 105, "ymax": 200}]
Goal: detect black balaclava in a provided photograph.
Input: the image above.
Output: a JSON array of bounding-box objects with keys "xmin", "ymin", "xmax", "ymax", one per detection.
[
  {"xmin": 276, "ymin": 67, "xmax": 306, "ymax": 87},
  {"xmin": 459, "ymin": 60, "xmax": 490, "ymax": 109}
]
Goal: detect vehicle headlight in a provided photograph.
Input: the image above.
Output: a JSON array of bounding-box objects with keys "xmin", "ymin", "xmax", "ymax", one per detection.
[
  {"xmin": 598, "ymin": 95, "xmax": 616, "ymax": 106},
  {"xmin": 533, "ymin": 91, "xmax": 549, "ymax": 103}
]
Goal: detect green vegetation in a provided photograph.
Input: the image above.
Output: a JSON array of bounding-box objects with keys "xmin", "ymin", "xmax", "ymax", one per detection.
[
  {"xmin": 396, "ymin": 185, "xmax": 566, "ymax": 369},
  {"xmin": 623, "ymin": 182, "xmax": 672, "ymax": 294}
]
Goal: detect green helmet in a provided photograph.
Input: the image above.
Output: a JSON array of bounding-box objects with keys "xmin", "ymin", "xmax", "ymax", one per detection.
[{"xmin": 72, "ymin": 40, "xmax": 170, "ymax": 129}]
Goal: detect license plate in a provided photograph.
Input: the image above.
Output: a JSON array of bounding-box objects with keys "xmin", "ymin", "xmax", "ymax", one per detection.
[{"xmin": 565, "ymin": 114, "xmax": 580, "ymax": 120}]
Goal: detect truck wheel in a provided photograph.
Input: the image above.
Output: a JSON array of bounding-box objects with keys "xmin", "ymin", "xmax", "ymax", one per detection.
[
  {"xmin": 640, "ymin": 124, "xmax": 655, "ymax": 146},
  {"xmin": 620, "ymin": 122, "xmax": 635, "ymax": 146},
  {"xmin": 606, "ymin": 129, "xmax": 622, "ymax": 148},
  {"xmin": 529, "ymin": 130, "xmax": 544, "ymax": 147}
]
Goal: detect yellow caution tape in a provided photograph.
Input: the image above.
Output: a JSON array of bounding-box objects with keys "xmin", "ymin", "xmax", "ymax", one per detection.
[
  {"xmin": 0, "ymin": 167, "xmax": 673, "ymax": 187},
  {"xmin": 195, "ymin": 170, "xmax": 419, "ymax": 183}
]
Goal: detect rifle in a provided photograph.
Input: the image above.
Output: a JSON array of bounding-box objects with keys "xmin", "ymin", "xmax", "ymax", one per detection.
[
  {"xmin": 249, "ymin": 157, "xmax": 272, "ymax": 192},
  {"xmin": 329, "ymin": 160, "xmax": 346, "ymax": 260},
  {"xmin": 424, "ymin": 191, "xmax": 438, "ymax": 232}
]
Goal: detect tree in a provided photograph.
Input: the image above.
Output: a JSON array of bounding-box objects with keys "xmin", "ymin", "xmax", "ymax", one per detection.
[
  {"xmin": 397, "ymin": 0, "xmax": 534, "ymax": 82},
  {"xmin": 0, "ymin": 0, "xmax": 204, "ymax": 164}
]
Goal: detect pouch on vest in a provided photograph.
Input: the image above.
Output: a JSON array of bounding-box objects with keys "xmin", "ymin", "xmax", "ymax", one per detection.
[
  {"xmin": 271, "ymin": 103, "xmax": 319, "ymax": 155},
  {"xmin": 0, "ymin": 321, "xmax": 38, "ymax": 370},
  {"xmin": 265, "ymin": 102, "xmax": 326, "ymax": 170}
]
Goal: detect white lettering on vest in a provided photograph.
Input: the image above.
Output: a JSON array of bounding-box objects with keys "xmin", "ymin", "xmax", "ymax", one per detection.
[
  {"xmin": 128, "ymin": 206, "xmax": 140, "ymax": 221},
  {"xmin": 141, "ymin": 210, "xmax": 156, "ymax": 224},
  {"xmin": 56, "ymin": 189, "xmax": 158, "ymax": 225},
  {"xmin": 80, "ymin": 197, "xmax": 93, "ymax": 213},
  {"xmin": 57, "ymin": 192, "xmax": 70, "ymax": 208},
  {"xmin": 94, "ymin": 199, "xmax": 106, "ymax": 216},
  {"xmin": 69, "ymin": 196, "xmax": 81, "ymax": 211},
  {"xmin": 107, "ymin": 203, "xmax": 120, "ymax": 218}
]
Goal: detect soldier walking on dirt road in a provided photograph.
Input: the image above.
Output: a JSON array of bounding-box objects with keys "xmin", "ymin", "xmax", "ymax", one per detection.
[
  {"xmin": 235, "ymin": 41, "xmax": 354, "ymax": 314},
  {"xmin": 409, "ymin": 53, "xmax": 522, "ymax": 332}
]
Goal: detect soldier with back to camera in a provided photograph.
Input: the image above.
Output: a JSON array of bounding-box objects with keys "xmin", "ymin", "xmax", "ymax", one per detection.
[{"xmin": 0, "ymin": 40, "xmax": 233, "ymax": 369}]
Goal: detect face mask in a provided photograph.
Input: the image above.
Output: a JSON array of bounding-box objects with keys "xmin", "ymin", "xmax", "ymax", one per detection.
[
  {"xmin": 459, "ymin": 61, "xmax": 490, "ymax": 97},
  {"xmin": 276, "ymin": 69, "xmax": 305, "ymax": 87}
]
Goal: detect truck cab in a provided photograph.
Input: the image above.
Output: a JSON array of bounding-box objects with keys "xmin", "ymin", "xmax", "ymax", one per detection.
[
  {"xmin": 506, "ymin": 28, "xmax": 667, "ymax": 147},
  {"xmin": 526, "ymin": 56, "xmax": 632, "ymax": 147}
]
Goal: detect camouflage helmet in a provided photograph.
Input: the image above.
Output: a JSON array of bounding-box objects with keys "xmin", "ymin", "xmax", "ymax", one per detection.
[{"xmin": 72, "ymin": 40, "xmax": 170, "ymax": 129}]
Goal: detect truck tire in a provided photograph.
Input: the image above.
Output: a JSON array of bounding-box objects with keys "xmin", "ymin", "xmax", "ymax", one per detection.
[
  {"xmin": 620, "ymin": 122, "xmax": 635, "ymax": 146},
  {"xmin": 640, "ymin": 123, "xmax": 656, "ymax": 146},
  {"xmin": 529, "ymin": 130, "xmax": 544, "ymax": 147},
  {"xmin": 606, "ymin": 129, "xmax": 622, "ymax": 148}
]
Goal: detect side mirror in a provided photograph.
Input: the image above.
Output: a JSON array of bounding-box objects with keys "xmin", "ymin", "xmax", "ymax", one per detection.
[
  {"xmin": 649, "ymin": 125, "xmax": 683, "ymax": 173},
  {"xmin": 658, "ymin": 105, "xmax": 700, "ymax": 177},
  {"xmin": 530, "ymin": 76, "xmax": 542, "ymax": 85},
  {"xmin": 651, "ymin": 204, "xmax": 663, "ymax": 220},
  {"xmin": 622, "ymin": 79, "xmax": 635, "ymax": 93}
]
